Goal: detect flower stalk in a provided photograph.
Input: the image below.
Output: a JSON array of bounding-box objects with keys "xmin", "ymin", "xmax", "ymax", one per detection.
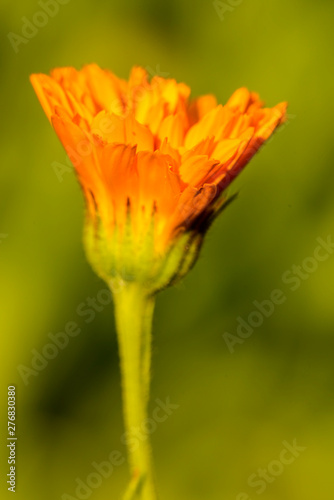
[{"xmin": 112, "ymin": 282, "xmax": 156, "ymax": 500}]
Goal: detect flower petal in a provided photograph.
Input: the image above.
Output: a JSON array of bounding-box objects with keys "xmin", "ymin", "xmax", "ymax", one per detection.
[
  {"xmin": 184, "ymin": 105, "xmax": 226, "ymax": 149},
  {"xmin": 82, "ymin": 64, "xmax": 126, "ymax": 116},
  {"xmin": 157, "ymin": 114, "xmax": 185, "ymax": 149},
  {"xmin": 179, "ymin": 154, "xmax": 219, "ymax": 187},
  {"xmin": 91, "ymin": 112, "xmax": 154, "ymax": 152},
  {"xmin": 136, "ymin": 152, "xmax": 181, "ymax": 221}
]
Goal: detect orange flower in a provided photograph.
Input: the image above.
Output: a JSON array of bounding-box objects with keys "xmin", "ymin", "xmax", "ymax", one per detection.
[{"xmin": 30, "ymin": 65, "xmax": 287, "ymax": 290}]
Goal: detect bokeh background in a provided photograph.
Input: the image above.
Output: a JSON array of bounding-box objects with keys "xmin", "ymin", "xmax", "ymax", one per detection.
[{"xmin": 1, "ymin": 0, "xmax": 334, "ymax": 499}]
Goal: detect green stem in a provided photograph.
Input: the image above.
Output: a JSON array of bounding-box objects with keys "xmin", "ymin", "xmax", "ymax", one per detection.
[{"xmin": 112, "ymin": 282, "xmax": 156, "ymax": 500}]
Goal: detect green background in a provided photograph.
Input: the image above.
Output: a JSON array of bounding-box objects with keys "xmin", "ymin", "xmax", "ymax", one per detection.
[{"xmin": 1, "ymin": 0, "xmax": 334, "ymax": 498}]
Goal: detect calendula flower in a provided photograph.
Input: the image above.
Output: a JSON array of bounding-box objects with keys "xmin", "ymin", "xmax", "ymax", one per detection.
[
  {"xmin": 30, "ymin": 65, "xmax": 286, "ymax": 293},
  {"xmin": 30, "ymin": 64, "xmax": 287, "ymax": 500}
]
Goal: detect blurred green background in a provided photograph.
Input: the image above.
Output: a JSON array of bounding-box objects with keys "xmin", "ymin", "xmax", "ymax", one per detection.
[{"xmin": 1, "ymin": 0, "xmax": 334, "ymax": 499}]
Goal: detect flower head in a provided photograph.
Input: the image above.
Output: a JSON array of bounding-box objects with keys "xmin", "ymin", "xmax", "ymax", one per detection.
[{"xmin": 30, "ymin": 65, "xmax": 287, "ymax": 292}]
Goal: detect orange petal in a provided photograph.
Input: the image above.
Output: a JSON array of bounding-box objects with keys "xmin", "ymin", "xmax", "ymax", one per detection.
[
  {"xmin": 179, "ymin": 153, "xmax": 219, "ymax": 187},
  {"xmin": 136, "ymin": 152, "xmax": 181, "ymax": 219},
  {"xmin": 185, "ymin": 105, "xmax": 226, "ymax": 149},
  {"xmin": 91, "ymin": 112, "xmax": 154, "ymax": 152},
  {"xmin": 157, "ymin": 114, "xmax": 185, "ymax": 149},
  {"xmin": 124, "ymin": 115, "xmax": 154, "ymax": 152},
  {"xmin": 207, "ymin": 130, "xmax": 254, "ymax": 187},
  {"xmin": 97, "ymin": 143, "xmax": 138, "ymax": 212},
  {"xmin": 51, "ymin": 115, "xmax": 100, "ymax": 186},
  {"xmin": 211, "ymin": 137, "xmax": 244, "ymax": 164},
  {"xmin": 82, "ymin": 64, "xmax": 125, "ymax": 116},
  {"xmin": 183, "ymin": 136, "xmax": 217, "ymax": 157},
  {"xmin": 255, "ymin": 102, "xmax": 288, "ymax": 140},
  {"xmin": 128, "ymin": 66, "xmax": 148, "ymax": 90},
  {"xmin": 91, "ymin": 112, "xmax": 125, "ymax": 144},
  {"xmin": 51, "ymin": 67, "xmax": 97, "ymax": 121},
  {"xmin": 30, "ymin": 74, "xmax": 72, "ymax": 121},
  {"xmin": 226, "ymin": 87, "xmax": 251, "ymax": 113},
  {"xmin": 169, "ymin": 183, "xmax": 217, "ymax": 232},
  {"xmin": 228, "ymin": 114, "xmax": 252, "ymax": 139},
  {"xmin": 187, "ymin": 94, "xmax": 218, "ymax": 125}
]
